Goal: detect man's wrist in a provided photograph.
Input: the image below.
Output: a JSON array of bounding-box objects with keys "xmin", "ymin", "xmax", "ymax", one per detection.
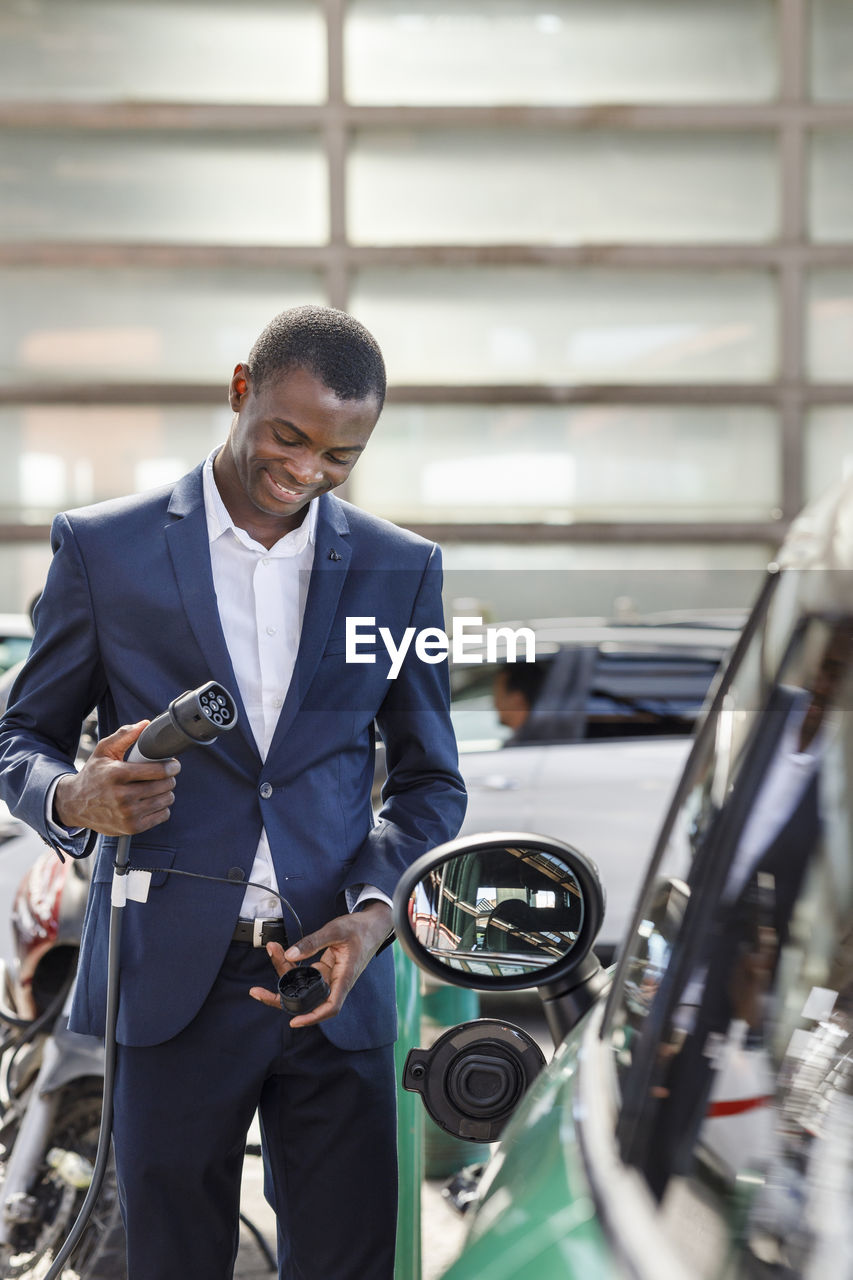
[
  {"xmin": 349, "ymin": 883, "xmax": 393, "ymax": 913},
  {"xmin": 352, "ymin": 900, "xmax": 394, "ymax": 954},
  {"xmin": 50, "ymin": 773, "xmax": 84, "ymax": 834}
]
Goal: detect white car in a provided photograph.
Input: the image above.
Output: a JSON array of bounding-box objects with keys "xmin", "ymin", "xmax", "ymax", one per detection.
[
  {"xmin": 447, "ymin": 616, "xmax": 742, "ymax": 959},
  {"xmin": 0, "ymin": 614, "xmax": 49, "ymax": 962},
  {"xmin": 0, "ymin": 613, "xmax": 32, "ymax": 681}
]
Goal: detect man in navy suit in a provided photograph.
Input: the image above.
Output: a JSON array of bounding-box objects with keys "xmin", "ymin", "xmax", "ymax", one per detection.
[{"xmin": 0, "ymin": 306, "xmax": 466, "ymax": 1279}]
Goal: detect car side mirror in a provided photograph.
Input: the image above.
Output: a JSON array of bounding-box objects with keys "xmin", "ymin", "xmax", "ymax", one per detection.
[
  {"xmin": 394, "ymin": 833, "xmax": 609, "ymax": 1136},
  {"xmin": 393, "ymin": 831, "xmax": 606, "ymax": 995}
]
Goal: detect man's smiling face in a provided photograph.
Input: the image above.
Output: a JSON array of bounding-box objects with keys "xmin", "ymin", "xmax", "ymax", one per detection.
[{"xmin": 215, "ymin": 362, "xmax": 380, "ymax": 546}]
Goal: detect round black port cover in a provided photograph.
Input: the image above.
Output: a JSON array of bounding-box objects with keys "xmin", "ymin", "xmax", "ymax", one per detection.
[
  {"xmin": 403, "ymin": 1018, "xmax": 545, "ymax": 1143},
  {"xmin": 278, "ymin": 967, "xmax": 331, "ymax": 1015}
]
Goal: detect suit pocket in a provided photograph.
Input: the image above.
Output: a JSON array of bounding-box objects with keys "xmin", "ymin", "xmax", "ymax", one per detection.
[
  {"xmin": 321, "ymin": 627, "xmax": 380, "ymax": 658},
  {"xmin": 93, "ymin": 838, "xmax": 177, "ymax": 888}
]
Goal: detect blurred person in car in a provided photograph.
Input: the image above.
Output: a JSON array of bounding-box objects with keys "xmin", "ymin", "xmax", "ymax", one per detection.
[{"xmin": 492, "ymin": 662, "xmax": 547, "ymax": 740}]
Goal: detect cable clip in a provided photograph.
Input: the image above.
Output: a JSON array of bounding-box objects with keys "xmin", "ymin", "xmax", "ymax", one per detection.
[{"xmin": 111, "ymin": 868, "xmax": 152, "ymax": 906}]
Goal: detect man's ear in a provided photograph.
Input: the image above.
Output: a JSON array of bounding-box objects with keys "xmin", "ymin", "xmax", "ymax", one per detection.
[
  {"xmin": 228, "ymin": 362, "xmax": 250, "ymax": 411},
  {"xmin": 504, "ymin": 689, "xmax": 530, "ymax": 730}
]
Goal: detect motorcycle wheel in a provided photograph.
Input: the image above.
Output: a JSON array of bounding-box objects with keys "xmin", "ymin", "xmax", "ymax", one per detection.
[{"xmin": 0, "ymin": 1078, "xmax": 126, "ymax": 1279}]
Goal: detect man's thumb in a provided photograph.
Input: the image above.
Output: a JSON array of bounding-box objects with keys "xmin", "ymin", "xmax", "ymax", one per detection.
[{"xmin": 93, "ymin": 720, "xmax": 151, "ymax": 760}]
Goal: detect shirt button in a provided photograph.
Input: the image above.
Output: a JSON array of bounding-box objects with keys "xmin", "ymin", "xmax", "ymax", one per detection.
[
  {"xmin": 262, "ymin": 558, "xmax": 270, "ymax": 566},
  {"xmin": 259, "ymin": 783, "xmax": 273, "ymax": 799},
  {"xmin": 272, "ymin": 696, "xmax": 283, "ymax": 709},
  {"xmin": 266, "ymin": 897, "xmax": 279, "ymax": 912},
  {"xmin": 266, "ymin": 626, "xmax": 276, "ymax": 636}
]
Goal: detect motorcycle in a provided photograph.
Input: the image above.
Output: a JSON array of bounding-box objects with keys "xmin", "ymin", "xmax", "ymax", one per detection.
[{"xmin": 0, "ymin": 829, "xmax": 125, "ymax": 1279}]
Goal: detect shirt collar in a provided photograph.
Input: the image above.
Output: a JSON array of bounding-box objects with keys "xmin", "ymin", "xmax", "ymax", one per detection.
[{"xmin": 202, "ymin": 447, "xmax": 318, "ymax": 555}]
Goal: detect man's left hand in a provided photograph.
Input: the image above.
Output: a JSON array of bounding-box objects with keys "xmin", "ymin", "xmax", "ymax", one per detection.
[{"xmin": 249, "ymin": 901, "xmax": 393, "ymax": 1028}]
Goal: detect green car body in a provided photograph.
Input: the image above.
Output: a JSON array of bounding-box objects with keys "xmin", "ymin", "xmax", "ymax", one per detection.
[{"xmin": 442, "ymin": 1012, "xmax": 611, "ymax": 1280}]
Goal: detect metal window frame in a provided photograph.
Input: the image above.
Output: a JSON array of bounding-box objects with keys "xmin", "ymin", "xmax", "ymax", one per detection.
[{"xmin": 0, "ymin": 0, "xmax": 849, "ymax": 547}]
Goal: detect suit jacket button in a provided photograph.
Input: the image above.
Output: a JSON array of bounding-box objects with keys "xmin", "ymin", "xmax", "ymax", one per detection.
[
  {"xmin": 227, "ymin": 867, "xmax": 246, "ymax": 882},
  {"xmin": 259, "ymin": 782, "xmax": 273, "ymax": 799}
]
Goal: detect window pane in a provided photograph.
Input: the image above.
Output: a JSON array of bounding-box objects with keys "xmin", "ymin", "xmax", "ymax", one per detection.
[
  {"xmin": 0, "ymin": 405, "xmax": 231, "ymax": 524},
  {"xmin": 0, "ymin": 0, "xmax": 325, "ymax": 104},
  {"xmin": 346, "ymin": 0, "xmax": 777, "ymax": 105},
  {"xmin": 354, "ymin": 404, "xmax": 780, "ymax": 523},
  {"xmin": 351, "ymin": 268, "xmax": 778, "ymax": 384},
  {"xmin": 350, "ymin": 130, "xmax": 778, "ymax": 245},
  {"xmin": 608, "ymin": 608, "xmax": 773, "ymax": 1089},
  {"xmin": 810, "ymin": 131, "xmax": 853, "ymax": 242},
  {"xmin": 806, "ymin": 408, "xmax": 853, "ymax": 501},
  {"xmin": 806, "ymin": 269, "xmax": 853, "ymax": 381},
  {"xmin": 0, "ymin": 267, "xmax": 326, "ymax": 384},
  {"xmin": 441, "ymin": 552, "xmax": 769, "ymax": 622},
  {"xmin": 0, "ymin": 132, "xmax": 327, "ymax": 245},
  {"xmin": 811, "ymin": 0, "xmax": 853, "ymax": 102},
  {"xmin": 0, "ymin": 544, "xmax": 53, "ymax": 618}
]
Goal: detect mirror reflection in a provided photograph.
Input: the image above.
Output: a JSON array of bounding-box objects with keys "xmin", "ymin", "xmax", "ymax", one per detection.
[{"xmin": 409, "ymin": 844, "xmax": 585, "ymax": 978}]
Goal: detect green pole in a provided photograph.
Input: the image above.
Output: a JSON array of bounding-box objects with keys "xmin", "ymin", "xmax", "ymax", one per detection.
[
  {"xmin": 421, "ymin": 986, "xmax": 484, "ymax": 1179},
  {"xmin": 394, "ymin": 947, "xmax": 423, "ymax": 1280},
  {"xmin": 422, "ymin": 984, "xmax": 479, "ymax": 1030}
]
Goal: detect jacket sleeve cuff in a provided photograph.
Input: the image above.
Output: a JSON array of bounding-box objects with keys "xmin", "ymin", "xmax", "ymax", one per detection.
[
  {"xmin": 345, "ymin": 883, "xmax": 393, "ymax": 913},
  {"xmin": 43, "ymin": 774, "xmax": 95, "ymax": 859}
]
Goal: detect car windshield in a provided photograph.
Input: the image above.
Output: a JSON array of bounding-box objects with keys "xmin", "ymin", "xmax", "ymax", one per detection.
[{"xmin": 607, "ymin": 593, "xmax": 853, "ymax": 1276}]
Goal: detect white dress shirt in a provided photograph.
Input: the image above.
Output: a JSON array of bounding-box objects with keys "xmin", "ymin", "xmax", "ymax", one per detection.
[
  {"xmin": 202, "ymin": 451, "xmax": 389, "ymax": 921},
  {"xmin": 202, "ymin": 450, "xmax": 317, "ymax": 920}
]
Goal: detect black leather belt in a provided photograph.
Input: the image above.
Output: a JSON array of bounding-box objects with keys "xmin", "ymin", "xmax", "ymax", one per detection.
[{"xmin": 232, "ymin": 919, "xmax": 288, "ymax": 948}]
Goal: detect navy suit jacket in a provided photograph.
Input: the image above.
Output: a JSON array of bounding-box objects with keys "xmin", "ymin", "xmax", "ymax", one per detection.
[{"xmin": 0, "ymin": 465, "xmax": 466, "ymax": 1049}]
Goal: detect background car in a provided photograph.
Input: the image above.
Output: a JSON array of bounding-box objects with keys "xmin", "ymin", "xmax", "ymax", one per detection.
[
  {"xmin": 394, "ymin": 476, "xmax": 853, "ymax": 1280},
  {"xmin": 0, "ymin": 613, "xmax": 32, "ymax": 682},
  {"xmin": 0, "ymin": 612, "xmax": 39, "ymax": 961},
  {"xmin": 446, "ymin": 614, "xmax": 742, "ymax": 960}
]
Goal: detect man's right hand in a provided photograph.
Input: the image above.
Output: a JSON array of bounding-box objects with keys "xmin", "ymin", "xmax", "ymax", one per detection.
[{"xmin": 53, "ymin": 721, "xmax": 181, "ymax": 836}]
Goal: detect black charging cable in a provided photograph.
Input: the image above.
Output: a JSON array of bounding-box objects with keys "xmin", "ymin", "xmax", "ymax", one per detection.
[
  {"xmin": 46, "ymin": 680, "xmax": 334, "ymax": 1278},
  {"xmin": 45, "ymin": 682, "xmax": 241, "ymax": 1280},
  {"xmin": 117, "ymin": 861, "xmax": 331, "ymax": 1014}
]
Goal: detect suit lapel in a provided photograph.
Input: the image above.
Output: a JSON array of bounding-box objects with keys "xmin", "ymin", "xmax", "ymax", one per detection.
[
  {"xmin": 164, "ymin": 466, "xmax": 260, "ymax": 763},
  {"xmin": 267, "ymin": 494, "xmax": 351, "ymax": 757}
]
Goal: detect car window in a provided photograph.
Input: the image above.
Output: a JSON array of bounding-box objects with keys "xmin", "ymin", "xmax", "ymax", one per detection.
[
  {"xmin": 585, "ymin": 651, "xmax": 721, "ymax": 740},
  {"xmin": 450, "ymin": 646, "xmax": 722, "ymax": 753},
  {"xmin": 608, "ymin": 608, "xmax": 772, "ymax": 1088},
  {"xmin": 449, "ymin": 664, "xmax": 513, "ymax": 753},
  {"xmin": 610, "ymin": 612, "xmax": 853, "ymax": 1277}
]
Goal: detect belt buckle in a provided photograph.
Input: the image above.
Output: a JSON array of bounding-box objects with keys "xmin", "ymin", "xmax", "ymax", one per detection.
[{"xmin": 253, "ymin": 919, "xmax": 266, "ymax": 948}]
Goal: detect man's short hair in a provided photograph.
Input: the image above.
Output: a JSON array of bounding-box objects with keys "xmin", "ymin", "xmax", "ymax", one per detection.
[
  {"xmin": 247, "ymin": 305, "xmax": 386, "ymax": 408},
  {"xmin": 500, "ymin": 661, "xmax": 547, "ymax": 708}
]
